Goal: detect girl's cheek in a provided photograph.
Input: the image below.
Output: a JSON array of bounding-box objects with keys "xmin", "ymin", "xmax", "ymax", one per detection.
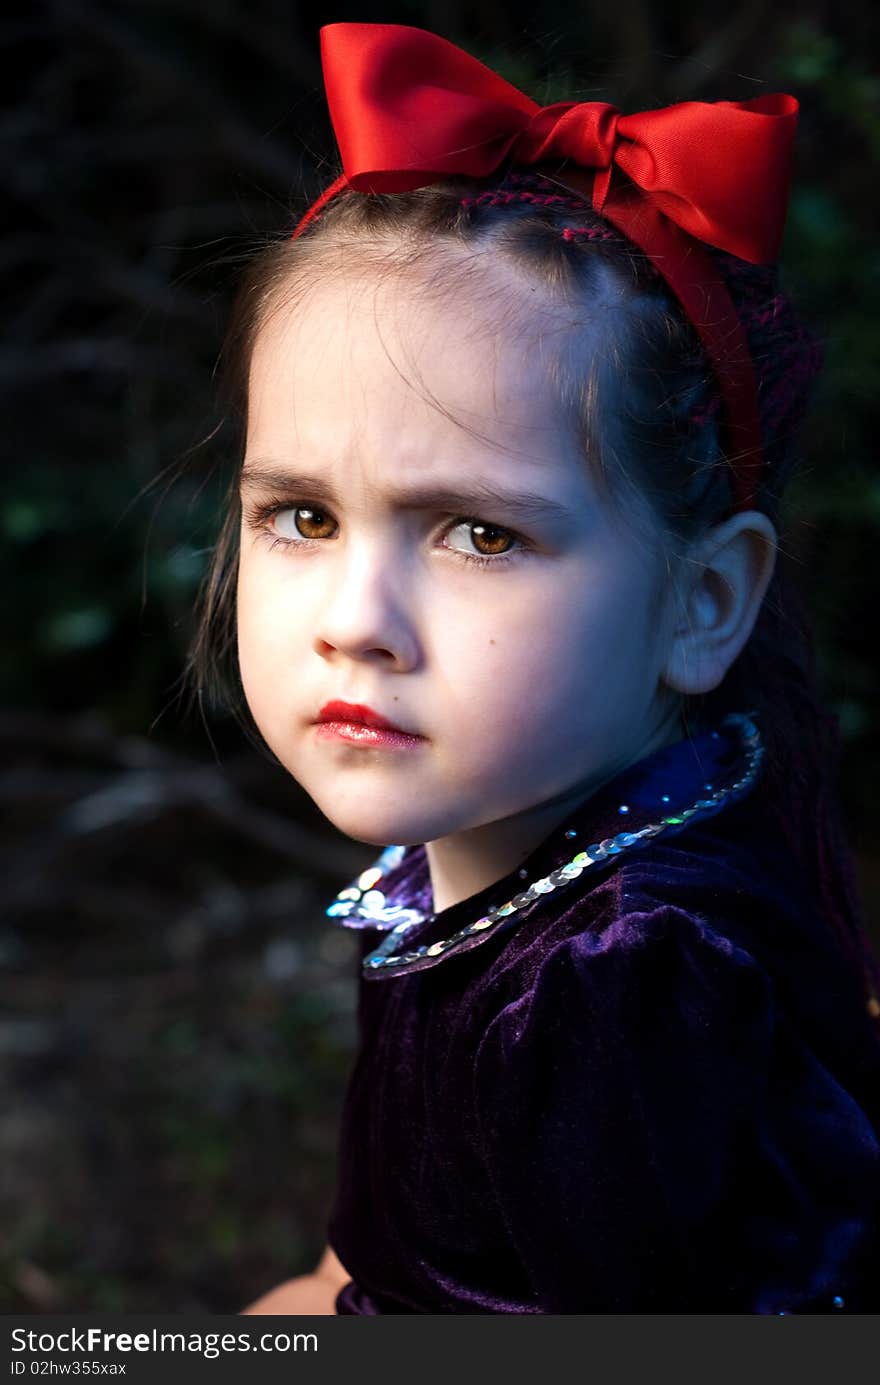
[
  {"xmin": 237, "ymin": 580, "xmax": 280, "ymax": 672},
  {"xmin": 239, "ymin": 556, "xmax": 290, "ymax": 620}
]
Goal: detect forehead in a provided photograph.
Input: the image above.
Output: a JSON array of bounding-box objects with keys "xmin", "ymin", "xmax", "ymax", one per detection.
[{"xmin": 245, "ymin": 251, "xmax": 603, "ymax": 492}]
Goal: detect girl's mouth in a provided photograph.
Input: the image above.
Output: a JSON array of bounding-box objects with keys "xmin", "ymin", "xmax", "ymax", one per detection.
[
  {"xmin": 315, "ymin": 700, "xmax": 425, "ymax": 748},
  {"xmin": 314, "ymin": 721, "xmax": 426, "ymax": 749}
]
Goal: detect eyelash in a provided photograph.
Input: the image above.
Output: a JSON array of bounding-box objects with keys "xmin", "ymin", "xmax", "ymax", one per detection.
[{"xmin": 242, "ymin": 497, "xmax": 527, "ymax": 569}]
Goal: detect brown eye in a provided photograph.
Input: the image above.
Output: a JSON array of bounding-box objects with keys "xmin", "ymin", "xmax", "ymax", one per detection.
[
  {"xmin": 282, "ymin": 506, "xmax": 336, "ymax": 540},
  {"xmin": 446, "ymin": 519, "xmax": 516, "ymax": 558},
  {"xmin": 472, "ymin": 522, "xmax": 514, "ymax": 555}
]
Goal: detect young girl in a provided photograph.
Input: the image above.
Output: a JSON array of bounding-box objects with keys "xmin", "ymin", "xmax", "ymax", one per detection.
[{"xmin": 190, "ymin": 23, "xmax": 880, "ymax": 1313}]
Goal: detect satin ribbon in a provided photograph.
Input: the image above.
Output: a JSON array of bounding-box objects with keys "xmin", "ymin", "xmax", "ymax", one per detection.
[{"xmin": 293, "ymin": 23, "xmax": 801, "ymax": 512}]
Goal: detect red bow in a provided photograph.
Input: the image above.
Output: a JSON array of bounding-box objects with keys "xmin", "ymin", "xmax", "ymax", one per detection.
[{"xmin": 294, "ymin": 23, "xmax": 802, "ymax": 512}]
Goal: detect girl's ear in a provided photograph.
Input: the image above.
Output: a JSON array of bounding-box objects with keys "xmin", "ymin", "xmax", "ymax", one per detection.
[{"xmin": 661, "ymin": 511, "xmax": 778, "ymax": 696}]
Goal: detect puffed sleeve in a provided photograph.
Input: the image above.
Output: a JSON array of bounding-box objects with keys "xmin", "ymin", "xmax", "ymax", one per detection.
[{"xmin": 471, "ymin": 903, "xmax": 880, "ymax": 1313}]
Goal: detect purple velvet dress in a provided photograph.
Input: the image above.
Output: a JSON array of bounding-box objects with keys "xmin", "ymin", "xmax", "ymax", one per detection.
[{"xmin": 324, "ymin": 717, "xmax": 880, "ymax": 1313}]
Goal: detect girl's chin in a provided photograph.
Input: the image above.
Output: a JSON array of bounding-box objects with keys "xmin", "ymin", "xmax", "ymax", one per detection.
[
  {"xmin": 314, "ymin": 801, "xmax": 448, "ymax": 850},
  {"xmin": 326, "ymin": 817, "xmax": 429, "ymax": 848}
]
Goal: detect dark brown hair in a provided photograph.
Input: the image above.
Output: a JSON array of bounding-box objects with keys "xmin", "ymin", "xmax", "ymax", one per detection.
[{"xmin": 184, "ymin": 165, "xmax": 880, "ymax": 1024}]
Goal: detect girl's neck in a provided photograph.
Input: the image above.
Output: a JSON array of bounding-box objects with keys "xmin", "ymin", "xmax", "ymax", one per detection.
[{"xmin": 424, "ymin": 705, "xmax": 685, "ymax": 914}]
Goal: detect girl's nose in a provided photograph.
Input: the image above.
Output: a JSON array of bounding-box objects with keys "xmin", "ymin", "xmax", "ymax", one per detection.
[{"xmin": 312, "ymin": 542, "xmax": 420, "ymax": 670}]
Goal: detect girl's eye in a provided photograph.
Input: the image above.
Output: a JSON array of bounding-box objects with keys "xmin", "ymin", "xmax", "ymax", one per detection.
[
  {"xmin": 442, "ymin": 518, "xmax": 518, "ymax": 563},
  {"xmin": 244, "ymin": 500, "xmax": 524, "ymax": 568},
  {"xmin": 277, "ymin": 506, "xmax": 336, "ymax": 542}
]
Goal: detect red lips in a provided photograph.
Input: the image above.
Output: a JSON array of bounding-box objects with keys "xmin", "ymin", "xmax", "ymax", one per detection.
[{"xmin": 318, "ymin": 700, "xmax": 409, "ymax": 733}]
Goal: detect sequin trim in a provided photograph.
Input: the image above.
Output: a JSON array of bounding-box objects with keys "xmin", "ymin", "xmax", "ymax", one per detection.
[{"xmin": 325, "ymin": 711, "xmax": 764, "ymax": 980}]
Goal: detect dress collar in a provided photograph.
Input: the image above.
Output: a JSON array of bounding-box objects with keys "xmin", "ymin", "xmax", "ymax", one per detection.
[{"xmin": 326, "ymin": 711, "xmax": 764, "ymax": 979}]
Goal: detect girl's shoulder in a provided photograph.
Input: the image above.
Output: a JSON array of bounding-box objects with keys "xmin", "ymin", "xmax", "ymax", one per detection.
[
  {"xmin": 497, "ymin": 810, "xmax": 880, "ymax": 1120},
  {"xmin": 469, "ymin": 830, "xmax": 880, "ymax": 1315},
  {"xmin": 542, "ymin": 791, "xmax": 855, "ymax": 994},
  {"xmin": 489, "ymin": 823, "xmax": 779, "ymax": 1041},
  {"xmin": 506, "ymin": 798, "xmax": 799, "ymax": 978}
]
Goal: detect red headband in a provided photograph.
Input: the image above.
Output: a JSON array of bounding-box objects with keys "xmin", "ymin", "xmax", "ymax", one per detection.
[{"xmin": 293, "ymin": 22, "xmax": 800, "ymax": 513}]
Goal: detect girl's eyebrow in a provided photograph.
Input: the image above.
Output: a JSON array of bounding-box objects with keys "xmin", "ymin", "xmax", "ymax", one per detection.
[{"xmin": 239, "ymin": 463, "xmax": 574, "ymax": 524}]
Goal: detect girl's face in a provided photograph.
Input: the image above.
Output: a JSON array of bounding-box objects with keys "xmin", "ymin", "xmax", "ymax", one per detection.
[{"xmin": 237, "ymin": 255, "xmax": 683, "ymax": 907}]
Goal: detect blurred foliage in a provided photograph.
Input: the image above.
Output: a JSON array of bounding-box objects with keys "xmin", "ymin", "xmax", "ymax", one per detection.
[{"xmin": 3, "ymin": 0, "xmax": 879, "ymax": 1313}]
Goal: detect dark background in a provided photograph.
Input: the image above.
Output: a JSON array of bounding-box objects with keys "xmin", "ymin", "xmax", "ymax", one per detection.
[{"xmin": 3, "ymin": 0, "xmax": 879, "ymax": 1312}]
